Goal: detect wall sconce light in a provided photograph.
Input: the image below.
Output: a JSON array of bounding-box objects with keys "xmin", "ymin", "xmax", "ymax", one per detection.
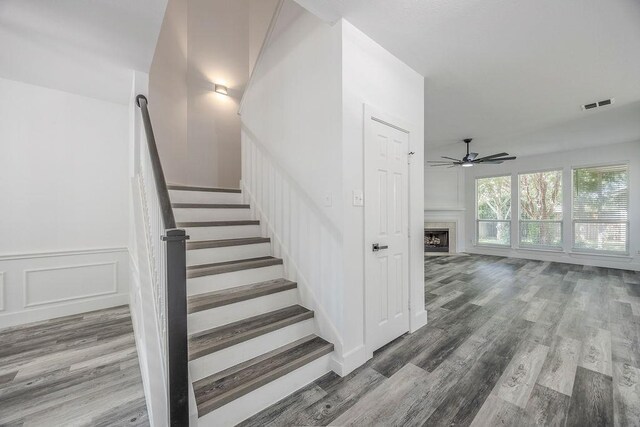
[{"xmin": 214, "ymin": 84, "xmax": 228, "ymax": 95}]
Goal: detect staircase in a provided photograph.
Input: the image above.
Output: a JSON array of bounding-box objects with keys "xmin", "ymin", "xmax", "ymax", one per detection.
[{"xmin": 169, "ymin": 184, "xmax": 334, "ymax": 426}]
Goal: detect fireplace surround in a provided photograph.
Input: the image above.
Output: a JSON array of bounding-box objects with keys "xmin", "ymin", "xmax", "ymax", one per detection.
[{"xmin": 424, "ymin": 221, "xmax": 457, "ymax": 254}]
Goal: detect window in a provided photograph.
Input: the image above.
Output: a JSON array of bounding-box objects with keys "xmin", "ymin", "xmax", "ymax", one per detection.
[
  {"xmin": 572, "ymin": 164, "xmax": 628, "ymax": 253},
  {"xmin": 476, "ymin": 175, "xmax": 511, "ymax": 246},
  {"xmin": 519, "ymin": 170, "xmax": 563, "ymax": 249}
]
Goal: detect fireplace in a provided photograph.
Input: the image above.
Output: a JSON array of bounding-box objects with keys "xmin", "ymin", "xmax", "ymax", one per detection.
[{"xmin": 424, "ymin": 229, "xmax": 449, "ymax": 252}]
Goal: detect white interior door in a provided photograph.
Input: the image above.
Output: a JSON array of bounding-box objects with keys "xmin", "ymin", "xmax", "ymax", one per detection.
[{"xmin": 365, "ymin": 115, "xmax": 410, "ymax": 352}]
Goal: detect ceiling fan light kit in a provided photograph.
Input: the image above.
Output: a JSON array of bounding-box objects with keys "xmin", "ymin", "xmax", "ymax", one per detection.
[{"xmin": 427, "ymin": 138, "xmax": 517, "ymax": 168}]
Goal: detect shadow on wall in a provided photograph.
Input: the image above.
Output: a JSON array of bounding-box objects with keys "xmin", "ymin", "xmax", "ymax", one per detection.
[{"xmin": 150, "ymin": 0, "xmax": 280, "ymax": 189}]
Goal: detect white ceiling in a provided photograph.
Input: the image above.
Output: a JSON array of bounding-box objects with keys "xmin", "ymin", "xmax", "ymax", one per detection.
[
  {"xmin": 0, "ymin": 0, "xmax": 167, "ymax": 71},
  {"xmin": 309, "ymin": 0, "xmax": 640, "ymax": 157},
  {"xmin": 0, "ymin": 0, "xmax": 167, "ymax": 103}
]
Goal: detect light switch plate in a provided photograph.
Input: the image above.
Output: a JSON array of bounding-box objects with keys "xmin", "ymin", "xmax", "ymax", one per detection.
[
  {"xmin": 353, "ymin": 190, "xmax": 364, "ymax": 206},
  {"xmin": 323, "ymin": 193, "xmax": 332, "ymax": 207}
]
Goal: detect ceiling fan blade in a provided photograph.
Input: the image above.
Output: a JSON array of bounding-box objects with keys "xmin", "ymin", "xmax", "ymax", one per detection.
[
  {"xmin": 429, "ymin": 163, "xmax": 454, "ymax": 167},
  {"xmin": 467, "ymin": 152, "xmax": 478, "ymax": 161},
  {"xmin": 473, "ymin": 152, "xmax": 509, "ymax": 162},
  {"xmin": 477, "ymin": 156, "xmax": 516, "ymax": 162},
  {"xmin": 427, "ymin": 160, "xmax": 453, "ymax": 163},
  {"xmin": 477, "ymin": 160, "xmax": 504, "ymax": 164},
  {"xmin": 441, "ymin": 156, "xmax": 461, "ymax": 162}
]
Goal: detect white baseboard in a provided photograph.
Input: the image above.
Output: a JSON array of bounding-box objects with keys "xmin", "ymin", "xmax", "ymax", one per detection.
[
  {"xmin": 331, "ymin": 344, "xmax": 370, "ymax": 376},
  {"xmin": 0, "ymin": 293, "xmax": 129, "ymax": 328},
  {"xmin": 466, "ymin": 246, "xmax": 640, "ymax": 271},
  {"xmin": 410, "ymin": 309, "xmax": 428, "ymax": 333}
]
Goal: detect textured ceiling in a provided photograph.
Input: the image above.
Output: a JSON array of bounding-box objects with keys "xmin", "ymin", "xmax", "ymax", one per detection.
[{"xmin": 308, "ymin": 0, "xmax": 640, "ymax": 156}]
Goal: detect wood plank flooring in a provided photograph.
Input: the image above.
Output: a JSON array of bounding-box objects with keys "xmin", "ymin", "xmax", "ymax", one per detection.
[
  {"xmin": 0, "ymin": 305, "xmax": 149, "ymax": 426},
  {"xmin": 243, "ymin": 254, "xmax": 640, "ymax": 426}
]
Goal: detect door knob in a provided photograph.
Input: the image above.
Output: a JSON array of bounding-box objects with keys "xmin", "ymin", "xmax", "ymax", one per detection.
[{"xmin": 372, "ymin": 243, "xmax": 389, "ymax": 252}]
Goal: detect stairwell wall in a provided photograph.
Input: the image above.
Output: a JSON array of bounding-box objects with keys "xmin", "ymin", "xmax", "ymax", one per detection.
[
  {"xmin": 240, "ymin": 1, "xmax": 427, "ymax": 375},
  {"xmin": 240, "ymin": 1, "xmax": 345, "ymax": 364},
  {"xmin": 0, "ymin": 76, "xmax": 130, "ymax": 328},
  {"xmin": 148, "ymin": 0, "xmax": 189, "ymax": 186},
  {"xmin": 150, "ymin": 0, "xmax": 279, "ymax": 189}
]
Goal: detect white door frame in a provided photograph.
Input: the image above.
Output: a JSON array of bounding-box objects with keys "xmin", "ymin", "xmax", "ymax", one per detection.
[{"xmin": 363, "ymin": 104, "xmax": 416, "ymax": 356}]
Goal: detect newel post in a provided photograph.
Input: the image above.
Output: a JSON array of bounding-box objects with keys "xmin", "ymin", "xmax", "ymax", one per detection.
[{"xmin": 163, "ymin": 228, "xmax": 189, "ymax": 426}]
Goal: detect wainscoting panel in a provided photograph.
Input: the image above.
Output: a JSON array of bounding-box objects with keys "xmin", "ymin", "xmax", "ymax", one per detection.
[
  {"xmin": 241, "ymin": 130, "xmax": 345, "ymax": 370},
  {"xmin": 24, "ymin": 262, "xmax": 117, "ymax": 307},
  {"xmin": 0, "ymin": 248, "xmax": 129, "ymax": 328}
]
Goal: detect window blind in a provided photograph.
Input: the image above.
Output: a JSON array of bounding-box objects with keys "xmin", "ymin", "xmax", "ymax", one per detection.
[{"xmin": 572, "ymin": 164, "xmax": 628, "ymax": 252}]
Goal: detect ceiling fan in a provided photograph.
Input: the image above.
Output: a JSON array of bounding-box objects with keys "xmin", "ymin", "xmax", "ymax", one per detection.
[{"xmin": 428, "ymin": 138, "xmax": 516, "ymax": 168}]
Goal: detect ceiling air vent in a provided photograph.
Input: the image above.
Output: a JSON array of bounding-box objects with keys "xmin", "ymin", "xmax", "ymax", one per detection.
[{"xmin": 582, "ymin": 98, "xmax": 615, "ymax": 111}]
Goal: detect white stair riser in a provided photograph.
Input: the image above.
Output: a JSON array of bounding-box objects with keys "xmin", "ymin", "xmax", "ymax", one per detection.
[
  {"xmin": 188, "ymin": 318, "xmax": 314, "ymax": 382},
  {"xmin": 188, "ymin": 289, "xmax": 298, "ymax": 334},
  {"xmin": 174, "ymin": 208, "xmax": 252, "ymax": 222},
  {"xmin": 187, "ymin": 265, "xmax": 284, "ymax": 295},
  {"xmin": 169, "ymin": 190, "xmax": 242, "ymax": 204},
  {"xmin": 185, "ymin": 225, "xmax": 261, "ymax": 241},
  {"xmin": 197, "ymin": 353, "xmax": 332, "ymax": 427},
  {"xmin": 187, "ymin": 243, "xmax": 271, "ymax": 266}
]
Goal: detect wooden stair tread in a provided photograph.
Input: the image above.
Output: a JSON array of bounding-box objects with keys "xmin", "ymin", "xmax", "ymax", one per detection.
[
  {"xmin": 187, "ymin": 257, "xmax": 283, "ymax": 278},
  {"xmin": 187, "ymin": 237, "xmax": 270, "ymax": 250},
  {"xmin": 189, "ymin": 305, "xmax": 313, "ymax": 360},
  {"xmin": 194, "ymin": 335, "xmax": 333, "ymax": 417},
  {"xmin": 177, "ymin": 220, "xmax": 260, "ymax": 227},
  {"xmin": 172, "ymin": 203, "xmax": 250, "ymax": 209},
  {"xmin": 188, "ymin": 279, "xmax": 297, "ymax": 313},
  {"xmin": 168, "ymin": 184, "xmax": 241, "ymax": 193}
]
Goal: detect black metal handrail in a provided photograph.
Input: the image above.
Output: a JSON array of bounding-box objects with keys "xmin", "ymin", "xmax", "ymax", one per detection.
[
  {"xmin": 136, "ymin": 94, "xmax": 189, "ymax": 426},
  {"xmin": 136, "ymin": 95, "xmax": 177, "ymax": 229}
]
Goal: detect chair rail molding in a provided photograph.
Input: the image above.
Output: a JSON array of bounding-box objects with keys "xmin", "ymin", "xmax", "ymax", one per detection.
[{"xmin": 0, "ymin": 247, "xmax": 128, "ymax": 261}]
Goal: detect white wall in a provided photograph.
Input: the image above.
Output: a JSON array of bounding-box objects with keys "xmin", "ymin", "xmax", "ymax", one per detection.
[
  {"xmin": 425, "ymin": 167, "xmax": 465, "ymax": 210},
  {"xmin": 249, "ymin": 0, "xmax": 280, "ymax": 74},
  {"xmin": 464, "ymin": 140, "xmax": 640, "ymax": 270},
  {"xmin": 0, "ymin": 0, "xmax": 167, "ymax": 105},
  {"xmin": 241, "ymin": 4, "xmax": 426, "ymax": 374},
  {"xmin": 0, "ymin": 77, "xmax": 130, "ymax": 327},
  {"xmin": 240, "ymin": 1, "xmax": 345, "ymax": 365},
  {"xmin": 149, "ymin": 0, "xmax": 189, "ymax": 185},
  {"xmin": 424, "ymin": 156, "xmax": 466, "ymax": 253},
  {"xmin": 242, "ymin": 2, "xmax": 344, "ymax": 228},
  {"xmin": 150, "ymin": 0, "xmax": 278, "ymax": 189},
  {"xmin": 341, "ymin": 20, "xmax": 426, "ymax": 367},
  {"xmin": 186, "ymin": 0, "xmax": 250, "ymax": 188}
]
